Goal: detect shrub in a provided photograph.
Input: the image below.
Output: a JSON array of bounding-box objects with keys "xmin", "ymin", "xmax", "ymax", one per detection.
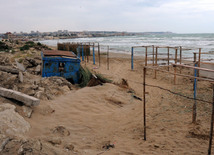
[
  {"xmin": 0, "ymin": 41, "xmax": 10, "ymax": 51},
  {"xmin": 20, "ymin": 44, "xmax": 30, "ymax": 51},
  {"xmin": 78, "ymin": 66, "xmax": 112, "ymax": 88}
]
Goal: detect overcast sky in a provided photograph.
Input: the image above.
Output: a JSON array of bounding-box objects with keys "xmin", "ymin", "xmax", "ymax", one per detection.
[{"xmin": 0, "ymin": 0, "xmax": 214, "ymax": 33}]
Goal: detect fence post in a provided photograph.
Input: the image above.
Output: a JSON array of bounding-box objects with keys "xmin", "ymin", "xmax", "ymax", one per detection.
[
  {"xmin": 154, "ymin": 47, "xmax": 158, "ymax": 79},
  {"xmin": 87, "ymin": 44, "xmax": 89, "ymax": 63},
  {"xmin": 82, "ymin": 44, "xmax": 84, "ymax": 61},
  {"xmin": 152, "ymin": 45, "xmax": 155, "ymax": 66},
  {"xmin": 84, "ymin": 45, "xmax": 86, "ymax": 66},
  {"xmin": 131, "ymin": 47, "xmax": 134, "ymax": 70},
  {"xmin": 145, "ymin": 46, "xmax": 148, "ymax": 66},
  {"xmin": 192, "ymin": 62, "xmax": 198, "ymax": 123},
  {"xmin": 208, "ymin": 84, "xmax": 214, "ymax": 155},
  {"xmin": 174, "ymin": 48, "xmax": 178, "ymax": 85},
  {"xmin": 198, "ymin": 48, "xmax": 201, "ymax": 77},
  {"xmin": 107, "ymin": 46, "xmax": 109, "ymax": 70},
  {"xmin": 168, "ymin": 47, "xmax": 170, "ymax": 71},
  {"xmin": 180, "ymin": 46, "xmax": 182, "ymax": 74},
  {"xmin": 98, "ymin": 43, "xmax": 100, "ymax": 67},
  {"xmin": 77, "ymin": 46, "xmax": 80, "ymax": 58},
  {"xmin": 143, "ymin": 67, "xmax": 147, "ymax": 141},
  {"xmin": 93, "ymin": 43, "xmax": 95, "ymax": 65}
]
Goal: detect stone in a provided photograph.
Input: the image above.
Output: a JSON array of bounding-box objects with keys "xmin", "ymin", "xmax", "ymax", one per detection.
[
  {"xmin": 22, "ymin": 106, "xmax": 33, "ymax": 118},
  {"xmin": 0, "ymin": 87, "xmax": 40, "ymax": 106},
  {"xmin": 38, "ymin": 87, "xmax": 45, "ymax": 92},
  {"xmin": 0, "ymin": 103, "xmax": 31, "ymax": 136},
  {"xmin": 18, "ymin": 72, "xmax": 23, "ymax": 83},
  {"xmin": 64, "ymin": 144, "xmax": 74, "ymax": 151},
  {"xmin": 26, "ymin": 89, "xmax": 35, "ymax": 96},
  {"xmin": 47, "ymin": 137, "xmax": 61, "ymax": 145},
  {"xmin": 34, "ymin": 65, "xmax": 41, "ymax": 73},
  {"xmin": 34, "ymin": 91, "xmax": 43, "ymax": 99},
  {"xmin": 12, "ymin": 85, "xmax": 18, "ymax": 91},
  {"xmin": 31, "ymin": 85, "xmax": 39, "ymax": 90},
  {"xmin": 15, "ymin": 60, "xmax": 25, "ymax": 72},
  {"xmin": 62, "ymin": 85, "xmax": 70, "ymax": 92},
  {"xmin": 56, "ymin": 79, "xmax": 63, "ymax": 85}
]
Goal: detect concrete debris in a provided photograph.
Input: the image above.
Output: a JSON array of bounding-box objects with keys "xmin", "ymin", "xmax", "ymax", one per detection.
[
  {"xmin": 64, "ymin": 143, "xmax": 74, "ymax": 151},
  {"xmin": 15, "ymin": 60, "xmax": 26, "ymax": 72},
  {"xmin": 0, "ymin": 65, "xmax": 19, "ymax": 74},
  {"xmin": 0, "ymin": 87, "xmax": 40, "ymax": 106},
  {"xmin": 18, "ymin": 72, "xmax": 23, "ymax": 83},
  {"xmin": 0, "ymin": 104, "xmax": 31, "ymax": 136},
  {"xmin": 22, "ymin": 106, "xmax": 33, "ymax": 118},
  {"xmin": 51, "ymin": 126, "xmax": 70, "ymax": 136},
  {"xmin": 34, "ymin": 65, "xmax": 41, "ymax": 73},
  {"xmin": 47, "ymin": 137, "xmax": 62, "ymax": 145}
]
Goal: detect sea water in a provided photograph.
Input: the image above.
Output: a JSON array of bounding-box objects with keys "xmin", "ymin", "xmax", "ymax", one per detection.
[{"xmin": 41, "ymin": 33, "xmax": 214, "ymax": 62}]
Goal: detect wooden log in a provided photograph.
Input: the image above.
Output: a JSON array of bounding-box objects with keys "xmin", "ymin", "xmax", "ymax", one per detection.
[
  {"xmin": 0, "ymin": 87, "xmax": 40, "ymax": 106},
  {"xmin": 0, "ymin": 66, "xmax": 19, "ymax": 74}
]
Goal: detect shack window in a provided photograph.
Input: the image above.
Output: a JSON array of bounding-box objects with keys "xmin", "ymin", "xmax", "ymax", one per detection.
[{"xmin": 59, "ymin": 62, "xmax": 65, "ymax": 72}]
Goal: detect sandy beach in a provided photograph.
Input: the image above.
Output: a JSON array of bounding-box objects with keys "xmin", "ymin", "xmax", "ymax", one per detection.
[
  {"xmin": 17, "ymin": 51, "xmax": 212, "ymax": 154},
  {"xmin": 0, "ymin": 40, "xmax": 213, "ymax": 154}
]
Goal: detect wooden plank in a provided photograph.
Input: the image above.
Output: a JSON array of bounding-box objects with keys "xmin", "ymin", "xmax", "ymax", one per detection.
[
  {"xmin": 145, "ymin": 66, "xmax": 214, "ymax": 82},
  {"xmin": 0, "ymin": 87, "xmax": 40, "ymax": 106},
  {"xmin": 172, "ymin": 64, "xmax": 214, "ymax": 72}
]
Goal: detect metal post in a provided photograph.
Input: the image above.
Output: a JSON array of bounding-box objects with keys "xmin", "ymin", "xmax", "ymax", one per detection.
[
  {"xmin": 192, "ymin": 62, "xmax": 198, "ymax": 123},
  {"xmin": 98, "ymin": 43, "xmax": 100, "ymax": 67},
  {"xmin": 143, "ymin": 67, "xmax": 147, "ymax": 140},
  {"xmin": 167, "ymin": 47, "xmax": 170, "ymax": 71},
  {"xmin": 84, "ymin": 45, "xmax": 86, "ymax": 66},
  {"xmin": 107, "ymin": 46, "xmax": 109, "ymax": 70},
  {"xmin": 208, "ymin": 84, "xmax": 214, "ymax": 155},
  {"xmin": 77, "ymin": 46, "xmax": 80, "ymax": 58},
  {"xmin": 93, "ymin": 43, "xmax": 95, "ymax": 65},
  {"xmin": 88, "ymin": 43, "xmax": 90, "ymax": 63},
  {"xmin": 87, "ymin": 44, "xmax": 89, "ymax": 63},
  {"xmin": 180, "ymin": 46, "xmax": 182, "ymax": 74},
  {"xmin": 82, "ymin": 44, "xmax": 84, "ymax": 61},
  {"xmin": 131, "ymin": 47, "xmax": 134, "ymax": 70}
]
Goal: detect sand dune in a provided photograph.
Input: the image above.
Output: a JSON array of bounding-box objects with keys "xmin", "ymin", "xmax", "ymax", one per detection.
[{"xmin": 23, "ymin": 53, "xmax": 213, "ymax": 154}]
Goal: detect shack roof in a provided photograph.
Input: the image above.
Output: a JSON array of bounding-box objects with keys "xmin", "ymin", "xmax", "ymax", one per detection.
[{"xmin": 43, "ymin": 50, "xmax": 77, "ymax": 58}]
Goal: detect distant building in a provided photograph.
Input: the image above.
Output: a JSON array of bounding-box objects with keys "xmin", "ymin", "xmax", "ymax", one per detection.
[{"xmin": 4, "ymin": 32, "xmax": 13, "ymax": 39}]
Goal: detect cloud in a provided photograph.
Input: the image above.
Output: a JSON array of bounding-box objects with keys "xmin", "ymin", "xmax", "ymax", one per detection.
[{"xmin": 0, "ymin": 0, "xmax": 213, "ymax": 33}]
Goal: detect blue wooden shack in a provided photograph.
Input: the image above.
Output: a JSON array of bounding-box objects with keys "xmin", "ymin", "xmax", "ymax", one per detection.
[{"xmin": 41, "ymin": 50, "xmax": 81, "ymax": 83}]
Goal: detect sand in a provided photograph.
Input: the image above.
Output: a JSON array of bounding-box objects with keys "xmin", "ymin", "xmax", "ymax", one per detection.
[{"xmin": 16, "ymin": 52, "xmax": 214, "ymax": 154}]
